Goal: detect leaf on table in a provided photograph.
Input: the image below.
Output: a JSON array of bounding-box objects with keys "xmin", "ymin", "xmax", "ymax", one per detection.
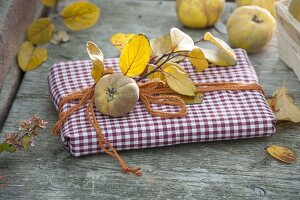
[
  {"xmin": 266, "ymin": 146, "xmax": 297, "ymax": 164},
  {"xmin": 17, "ymin": 41, "xmax": 48, "ymax": 71},
  {"xmin": 86, "ymin": 41, "xmax": 105, "ymax": 82},
  {"xmin": 202, "ymin": 32, "xmax": 237, "ymax": 66},
  {"xmin": 61, "ymin": 1, "xmax": 100, "ymax": 31},
  {"xmin": 27, "ymin": 17, "xmax": 55, "ymax": 45},
  {"xmin": 22, "ymin": 135, "xmax": 31, "ymax": 151},
  {"xmin": 170, "ymin": 27, "xmax": 194, "ymax": 52},
  {"xmin": 110, "ymin": 33, "xmax": 135, "ymax": 52},
  {"xmin": 268, "ymin": 86, "xmax": 300, "ymax": 122},
  {"xmin": 41, "ymin": 0, "xmax": 58, "ymax": 7},
  {"xmin": 119, "ymin": 34, "xmax": 151, "ymax": 77},
  {"xmin": 163, "ymin": 63, "xmax": 196, "ymax": 96},
  {"xmin": 188, "ymin": 47, "xmax": 208, "ymax": 72},
  {"xmin": 51, "ymin": 30, "xmax": 70, "ymax": 45}
]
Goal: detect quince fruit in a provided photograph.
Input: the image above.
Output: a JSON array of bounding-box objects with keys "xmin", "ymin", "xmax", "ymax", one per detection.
[
  {"xmin": 94, "ymin": 73, "xmax": 139, "ymax": 117},
  {"xmin": 236, "ymin": 0, "xmax": 276, "ymax": 16},
  {"xmin": 176, "ymin": 0, "xmax": 225, "ymax": 29},
  {"xmin": 227, "ymin": 6, "xmax": 276, "ymax": 53}
]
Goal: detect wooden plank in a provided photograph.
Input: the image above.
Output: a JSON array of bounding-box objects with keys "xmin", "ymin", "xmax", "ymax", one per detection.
[{"xmin": 1, "ymin": 1, "xmax": 300, "ymax": 199}]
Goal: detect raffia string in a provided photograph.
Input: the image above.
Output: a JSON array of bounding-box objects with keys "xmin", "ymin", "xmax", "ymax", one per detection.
[{"xmin": 52, "ymin": 80, "xmax": 263, "ymax": 176}]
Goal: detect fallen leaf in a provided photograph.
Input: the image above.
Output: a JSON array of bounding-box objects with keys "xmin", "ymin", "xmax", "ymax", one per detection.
[
  {"xmin": 150, "ymin": 33, "xmax": 172, "ymax": 57},
  {"xmin": 170, "ymin": 27, "xmax": 194, "ymax": 52},
  {"xmin": 202, "ymin": 32, "xmax": 237, "ymax": 66},
  {"xmin": 163, "ymin": 64, "xmax": 196, "ymax": 96},
  {"xmin": 51, "ymin": 30, "xmax": 70, "ymax": 45},
  {"xmin": 41, "ymin": 0, "xmax": 58, "ymax": 7},
  {"xmin": 86, "ymin": 41, "xmax": 105, "ymax": 82},
  {"xmin": 27, "ymin": 17, "xmax": 55, "ymax": 45},
  {"xmin": 266, "ymin": 146, "xmax": 297, "ymax": 164},
  {"xmin": 188, "ymin": 47, "xmax": 209, "ymax": 72},
  {"xmin": 119, "ymin": 34, "xmax": 151, "ymax": 77},
  {"xmin": 270, "ymin": 86, "xmax": 300, "ymax": 122},
  {"xmin": 61, "ymin": 1, "xmax": 100, "ymax": 31},
  {"xmin": 110, "ymin": 33, "xmax": 135, "ymax": 52},
  {"xmin": 17, "ymin": 41, "xmax": 48, "ymax": 71}
]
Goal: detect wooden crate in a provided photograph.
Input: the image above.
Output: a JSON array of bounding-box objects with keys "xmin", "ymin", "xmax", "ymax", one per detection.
[{"xmin": 276, "ymin": 0, "xmax": 300, "ymax": 81}]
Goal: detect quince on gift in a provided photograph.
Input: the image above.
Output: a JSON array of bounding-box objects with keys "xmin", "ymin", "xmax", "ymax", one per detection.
[{"xmin": 48, "ymin": 28, "xmax": 276, "ymax": 176}]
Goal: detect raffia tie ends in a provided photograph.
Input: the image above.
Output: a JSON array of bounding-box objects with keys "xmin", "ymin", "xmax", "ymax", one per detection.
[{"xmin": 52, "ymin": 80, "xmax": 263, "ymax": 176}]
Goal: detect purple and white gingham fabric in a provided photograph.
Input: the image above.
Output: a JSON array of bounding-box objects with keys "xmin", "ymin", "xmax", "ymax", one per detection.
[{"xmin": 48, "ymin": 49, "xmax": 276, "ymax": 156}]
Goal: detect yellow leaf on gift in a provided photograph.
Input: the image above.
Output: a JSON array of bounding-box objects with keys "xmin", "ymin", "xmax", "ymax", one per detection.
[
  {"xmin": 61, "ymin": 2, "xmax": 100, "ymax": 31},
  {"xmin": 110, "ymin": 33, "xmax": 135, "ymax": 52},
  {"xmin": 42, "ymin": 0, "xmax": 58, "ymax": 7},
  {"xmin": 27, "ymin": 17, "xmax": 55, "ymax": 45},
  {"xmin": 163, "ymin": 64, "xmax": 196, "ymax": 96},
  {"xmin": 188, "ymin": 47, "xmax": 208, "ymax": 72},
  {"xmin": 271, "ymin": 86, "xmax": 300, "ymax": 122},
  {"xmin": 150, "ymin": 33, "xmax": 172, "ymax": 57},
  {"xmin": 86, "ymin": 41, "xmax": 105, "ymax": 82},
  {"xmin": 148, "ymin": 62, "xmax": 187, "ymax": 82},
  {"xmin": 17, "ymin": 41, "xmax": 48, "ymax": 71},
  {"xmin": 170, "ymin": 27, "xmax": 194, "ymax": 52},
  {"xmin": 119, "ymin": 34, "xmax": 151, "ymax": 77},
  {"xmin": 266, "ymin": 146, "xmax": 297, "ymax": 164},
  {"xmin": 148, "ymin": 64, "xmax": 166, "ymax": 82},
  {"xmin": 201, "ymin": 48, "xmax": 236, "ymax": 67},
  {"xmin": 203, "ymin": 32, "xmax": 237, "ymax": 66}
]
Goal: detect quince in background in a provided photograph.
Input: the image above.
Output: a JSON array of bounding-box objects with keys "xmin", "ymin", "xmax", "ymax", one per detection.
[
  {"xmin": 176, "ymin": 0, "xmax": 225, "ymax": 28},
  {"xmin": 236, "ymin": 0, "xmax": 276, "ymax": 16},
  {"xmin": 227, "ymin": 6, "xmax": 276, "ymax": 54},
  {"xmin": 289, "ymin": 0, "xmax": 300, "ymax": 22}
]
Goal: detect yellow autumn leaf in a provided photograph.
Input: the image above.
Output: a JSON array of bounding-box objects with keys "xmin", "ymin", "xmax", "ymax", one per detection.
[
  {"xmin": 148, "ymin": 62, "xmax": 187, "ymax": 82},
  {"xmin": 27, "ymin": 17, "xmax": 55, "ymax": 45},
  {"xmin": 188, "ymin": 47, "xmax": 208, "ymax": 72},
  {"xmin": 110, "ymin": 33, "xmax": 135, "ymax": 52},
  {"xmin": 41, "ymin": 0, "xmax": 58, "ymax": 7},
  {"xmin": 163, "ymin": 64, "xmax": 196, "ymax": 96},
  {"xmin": 266, "ymin": 146, "xmax": 297, "ymax": 164},
  {"xmin": 61, "ymin": 2, "xmax": 100, "ymax": 31},
  {"xmin": 17, "ymin": 41, "xmax": 48, "ymax": 71},
  {"xmin": 150, "ymin": 33, "xmax": 172, "ymax": 57},
  {"xmin": 86, "ymin": 41, "xmax": 105, "ymax": 82},
  {"xmin": 270, "ymin": 86, "xmax": 300, "ymax": 122},
  {"xmin": 119, "ymin": 34, "xmax": 151, "ymax": 77},
  {"xmin": 202, "ymin": 32, "xmax": 237, "ymax": 66},
  {"xmin": 170, "ymin": 27, "xmax": 194, "ymax": 52},
  {"xmin": 148, "ymin": 64, "xmax": 166, "ymax": 82}
]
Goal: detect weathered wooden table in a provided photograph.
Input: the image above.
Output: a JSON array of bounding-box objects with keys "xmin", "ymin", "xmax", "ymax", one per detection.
[{"xmin": 1, "ymin": 1, "xmax": 300, "ymax": 199}]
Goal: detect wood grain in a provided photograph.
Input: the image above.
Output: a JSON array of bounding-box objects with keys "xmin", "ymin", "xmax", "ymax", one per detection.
[{"xmin": 1, "ymin": 1, "xmax": 300, "ymax": 199}]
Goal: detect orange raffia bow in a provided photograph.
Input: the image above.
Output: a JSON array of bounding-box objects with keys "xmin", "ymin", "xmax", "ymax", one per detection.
[{"xmin": 52, "ymin": 79, "xmax": 263, "ymax": 176}]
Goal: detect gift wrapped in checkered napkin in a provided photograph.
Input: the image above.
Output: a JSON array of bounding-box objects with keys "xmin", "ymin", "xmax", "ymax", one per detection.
[{"xmin": 48, "ymin": 49, "xmax": 276, "ymax": 157}]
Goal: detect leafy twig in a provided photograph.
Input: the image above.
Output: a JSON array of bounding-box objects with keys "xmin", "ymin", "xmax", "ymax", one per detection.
[{"xmin": 0, "ymin": 115, "xmax": 47, "ymax": 154}]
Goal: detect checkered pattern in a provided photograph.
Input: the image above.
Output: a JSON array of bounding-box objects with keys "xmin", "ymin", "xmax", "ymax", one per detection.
[{"xmin": 48, "ymin": 49, "xmax": 276, "ymax": 156}]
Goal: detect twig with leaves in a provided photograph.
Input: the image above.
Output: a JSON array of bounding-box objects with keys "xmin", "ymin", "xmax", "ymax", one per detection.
[{"xmin": 0, "ymin": 116, "xmax": 47, "ymax": 154}]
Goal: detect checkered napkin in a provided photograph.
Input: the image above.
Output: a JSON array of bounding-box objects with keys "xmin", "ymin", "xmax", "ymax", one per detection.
[{"xmin": 48, "ymin": 49, "xmax": 276, "ymax": 156}]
